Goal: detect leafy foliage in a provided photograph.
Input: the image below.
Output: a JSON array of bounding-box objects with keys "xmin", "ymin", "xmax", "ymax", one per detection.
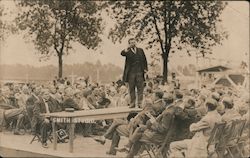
[
  {"xmin": 0, "ymin": 2, "xmax": 17, "ymax": 42},
  {"xmin": 15, "ymin": 0, "xmax": 104, "ymax": 77},
  {"xmin": 107, "ymin": 1, "xmax": 228, "ymax": 82}
]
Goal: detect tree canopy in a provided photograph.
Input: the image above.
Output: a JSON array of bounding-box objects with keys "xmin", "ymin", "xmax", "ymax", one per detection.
[
  {"xmin": 107, "ymin": 1, "xmax": 228, "ymax": 83},
  {"xmin": 15, "ymin": 0, "xmax": 104, "ymax": 77}
]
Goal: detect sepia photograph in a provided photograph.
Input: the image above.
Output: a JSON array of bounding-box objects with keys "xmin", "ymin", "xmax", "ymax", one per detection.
[{"xmin": 0, "ymin": 0, "xmax": 249, "ymax": 157}]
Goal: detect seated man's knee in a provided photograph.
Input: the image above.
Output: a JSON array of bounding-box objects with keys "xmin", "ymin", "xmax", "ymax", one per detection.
[{"xmin": 170, "ymin": 140, "xmax": 185, "ymax": 151}]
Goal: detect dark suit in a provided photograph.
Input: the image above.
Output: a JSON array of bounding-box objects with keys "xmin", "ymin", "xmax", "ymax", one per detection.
[
  {"xmin": 121, "ymin": 47, "xmax": 148, "ymax": 107},
  {"xmin": 26, "ymin": 94, "xmax": 39, "ymax": 123},
  {"xmin": 63, "ymin": 97, "xmax": 81, "ymax": 110},
  {"xmin": 127, "ymin": 104, "xmax": 190, "ymax": 158},
  {"xmin": 32, "ymin": 97, "xmax": 62, "ymax": 143},
  {"xmin": 0, "ymin": 96, "xmax": 24, "ymax": 131}
]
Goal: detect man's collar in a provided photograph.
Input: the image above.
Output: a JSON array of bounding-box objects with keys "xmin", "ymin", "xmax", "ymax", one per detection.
[{"xmin": 131, "ymin": 47, "xmax": 137, "ymax": 53}]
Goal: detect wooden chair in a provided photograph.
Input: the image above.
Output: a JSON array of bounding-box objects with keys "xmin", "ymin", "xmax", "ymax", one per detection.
[
  {"xmin": 30, "ymin": 122, "xmax": 53, "ymax": 144},
  {"xmin": 30, "ymin": 123, "xmax": 42, "ymax": 144},
  {"xmin": 224, "ymin": 119, "xmax": 246, "ymax": 158},
  {"xmin": 206, "ymin": 122, "xmax": 226, "ymax": 158},
  {"xmin": 236, "ymin": 122, "xmax": 249, "ymax": 157},
  {"xmin": 139, "ymin": 133, "xmax": 172, "ymax": 158}
]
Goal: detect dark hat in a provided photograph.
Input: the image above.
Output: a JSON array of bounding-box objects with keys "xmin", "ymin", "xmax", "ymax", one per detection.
[
  {"xmin": 185, "ymin": 97, "xmax": 196, "ymax": 108},
  {"xmin": 155, "ymin": 90, "xmax": 164, "ymax": 99},
  {"xmin": 174, "ymin": 90, "xmax": 183, "ymax": 99}
]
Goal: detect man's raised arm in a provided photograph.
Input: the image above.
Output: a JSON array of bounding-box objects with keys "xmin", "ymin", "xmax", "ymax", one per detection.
[{"xmin": 121, "ymin": 48, "xmax": 129, "ymax": 56}]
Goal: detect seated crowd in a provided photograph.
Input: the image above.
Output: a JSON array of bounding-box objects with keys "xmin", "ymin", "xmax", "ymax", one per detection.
[
  {"xmin": 94, "ymin": 80, "xmax": 249, "ymax": 158},
  {"xmin": 0, "ymin": 77, "xmax": 130, "ymax": 147},
  {"xmin": 0, "ymin": 76, "xmax": 249, "ymax": 158}
]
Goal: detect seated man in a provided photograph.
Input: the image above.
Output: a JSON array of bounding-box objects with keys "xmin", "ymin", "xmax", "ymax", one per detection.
[
  {"xmin": 86, "ymin": 87, "xmax": 100, "ymax": 109},
  {"xmin": 26, "ymin": 86, "xmax": 41, "ymax": 125},
  {"xmin": 94, "ymin": 91, "xmax": 166, "ymax": 155},
  {"xmin": 116, "ymin": 85, "xmax": 130, "ymax": 107},
  {"xmin": 32, "ymin": 89, "xmax": 62, "ymax": 148},
  {"xmin": 217, "ymin": 97, "xmax": 242, "ymax": 157},
  {"xmin": 169, "ymin": 98, "xmax": 221, "ymax": 158},
  {"xmin": 63, "ymin": 87, "xmax": 81, "ymax": 110},
  {"xmin": 0, "ymin": 86, "xmax": 25, "ymax": 135},
  {"xmin": 173, "ymin": 97, "xmax": 201, "ymax": 141},
  {"xmin": 124, "ymin": 92, "xmax": 191, "ymax": 158},
  {"xmin": 96, "ymin": 91, "xmax": 111, "ymax": 109}
]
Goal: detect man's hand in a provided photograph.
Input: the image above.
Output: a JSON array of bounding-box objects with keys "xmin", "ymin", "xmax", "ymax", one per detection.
[
  {"xmin": 124, "ymin": 48, "xmax": 129, "ymax": 52},
  {"xmin": 145, "ymin": 112, "xmax": 156, "ymax": 123}
]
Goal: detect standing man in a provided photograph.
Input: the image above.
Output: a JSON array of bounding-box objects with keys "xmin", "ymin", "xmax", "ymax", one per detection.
[{"xmin": 121, "ymin": 38, "xmax": 148, "ymax": 108}]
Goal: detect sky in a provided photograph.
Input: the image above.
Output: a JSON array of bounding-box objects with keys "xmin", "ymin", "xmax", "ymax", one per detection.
[{"xmin": 0, "ymin": 1, "xmax": 249, "ymax": 70}]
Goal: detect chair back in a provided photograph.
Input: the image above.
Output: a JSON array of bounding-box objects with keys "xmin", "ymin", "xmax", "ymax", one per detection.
[
  {"xmin": 207, "ymin": 122, "xmax": 226, "ymax": 147},
  {"xmin": 227, "ymin": 119, "xmax": 246, "ymax": 143}
]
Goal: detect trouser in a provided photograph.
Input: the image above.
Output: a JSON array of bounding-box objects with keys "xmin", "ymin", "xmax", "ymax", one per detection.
[
  {"xmin": 169, "ymin": 139, "xmax": 191, "ymax": 158},
  {"xmin": 82, "ymin": 123, "xmax": 92, "ymax": 136},
  {"xmin": 107, "ymin": 123, "xmax": 130, "ymax": 154},
  {"xmin": 127, "ymin": 130, "xmax": 165, "ymax": 158},
  {"xmin": 4, "ymin": 108, "xmax": 25, "ymax": 131},
  {"xmin": 127, "ymin": 125, "xmax": 147, "ymax": 148},
  {"xmin": 26, "ymin": 104, "xmax": 34, "ymax": 123},
  {"xmin": 104, "ymin": 119, "xmax": 127, "ymax": 139},
  {"xmin": 128, "ymin": 72, "xmax": 144, "ymax": 108},
  {"xmin": 39, "ymin": 121, "xmax": 51, "ymax": 144}
]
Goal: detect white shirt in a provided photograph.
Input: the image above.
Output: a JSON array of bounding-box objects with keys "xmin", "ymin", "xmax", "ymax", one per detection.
[{"xmin": 43, "ymin": 99, "xmax": 50, "ymax": 113}]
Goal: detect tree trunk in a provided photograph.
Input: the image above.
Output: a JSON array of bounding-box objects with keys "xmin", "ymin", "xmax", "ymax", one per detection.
[
  {"xmin": 162, "ymin": 46, "xmax": 170, "ymax": 84},
  {"xmin": 162, "ymin": 55, "xmax": 168, "ymax": 84},
  {"xmin": 58, "ymin": 54, "xmax": 63, "ymax": 78}
]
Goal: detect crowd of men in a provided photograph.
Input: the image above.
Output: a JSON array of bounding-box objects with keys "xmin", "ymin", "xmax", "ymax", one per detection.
[
  {"xmin": 0, "ymin": 76, "xmax": 249, "ymax": 157},
  {"xmin": 93, "ymin": 79, "xmax": 249, "ymax": 157},
  {"xmin": 0, "ymin": 77, "xmax": 131, "ymax": 147}
]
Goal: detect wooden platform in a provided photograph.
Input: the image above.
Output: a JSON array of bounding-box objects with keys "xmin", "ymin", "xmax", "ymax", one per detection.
[{"xmin": 0, "ymin": 131, "xmax": 128, "ymax": 157}]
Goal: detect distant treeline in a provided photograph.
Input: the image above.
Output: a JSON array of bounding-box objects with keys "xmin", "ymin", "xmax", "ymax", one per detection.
[{"xmin": 0, "ymin": 61, "xmax": 123, "ymax": 83}]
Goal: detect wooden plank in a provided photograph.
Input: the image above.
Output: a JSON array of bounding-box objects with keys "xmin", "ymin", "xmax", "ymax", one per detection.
[
  {"xmin": 52, "ymin": 121, "xmax": 57, "ymax": 150},
  {"xmin": 69, "ymin": 118, "xmax": 74, "ymax": 153},
  {"xmin": 51, "ymin": 111, "xmax": 135, "ymax": 123},
  {"xmin": 44, "ymin": 107, "xmax": 142, "ymax": 118}
]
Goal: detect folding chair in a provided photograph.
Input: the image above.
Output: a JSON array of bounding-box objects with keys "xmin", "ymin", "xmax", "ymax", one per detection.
[
  {"xmin": 30, "ymin": 122, "xmax": 41, "ymax": 144},
  {"xmin": 236, "ymin": 122, "xmax": 250, "ymax": 157},
  {"xmin": 30, "ymin": 123, "xmax": 53, "ymax": 144},
  {"xmin": 224, "ymin": 119, "xmax": 246, "ymax": 158},
  {"xmin": 206, "ymin": 122, "xmax": 226, "ymax": 158},
  {"xmin": 139, "ymin": 133, "xmax": 172, "ymax": 158}
]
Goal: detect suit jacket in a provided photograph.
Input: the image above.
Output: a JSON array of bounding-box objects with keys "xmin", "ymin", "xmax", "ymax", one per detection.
[
  {"xmin": 121, "ymin": 47, "xmax": 148, "ymax": 82},
  {"xmin": 143, "ymin": 104, "xmax": 187, "ymax": 144},
  {"xmin": 26, "ymin": 94, "xmax": 39, "ymax": 107},
  {"xmin": 32, "ymin": 97, "xmax": 63, "ymax": 131},
  {"xmin": 131, "ymin": 99, "xmax": 165, "ymax": 129},
  {"xmin": 63, "ymin": 98, "xmax": 81, "ymax": 110},
  {"xmin": 187, "ymin": 110, "xmax": 222, "ymax": 157},
  {"xmin": 190, "ymin": 110, "xmax": 222, "ymax": 138},
  {"xmin": 142, "ymin": 105, "xmax": 175, "ymax": 145},
  {"xmin": 0, "ymin": 96, "xmax": 17, "ymax": 109}
]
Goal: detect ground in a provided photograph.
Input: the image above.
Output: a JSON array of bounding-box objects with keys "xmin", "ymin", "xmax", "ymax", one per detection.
[{"xmin": 0, "ymin": 131, "xmax": 128, "ymax": 157}]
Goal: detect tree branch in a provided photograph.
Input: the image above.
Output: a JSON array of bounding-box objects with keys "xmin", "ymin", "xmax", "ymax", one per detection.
[{"xmin": 149, "ymin": 2, "xmax": 165, "ymax": 55}]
